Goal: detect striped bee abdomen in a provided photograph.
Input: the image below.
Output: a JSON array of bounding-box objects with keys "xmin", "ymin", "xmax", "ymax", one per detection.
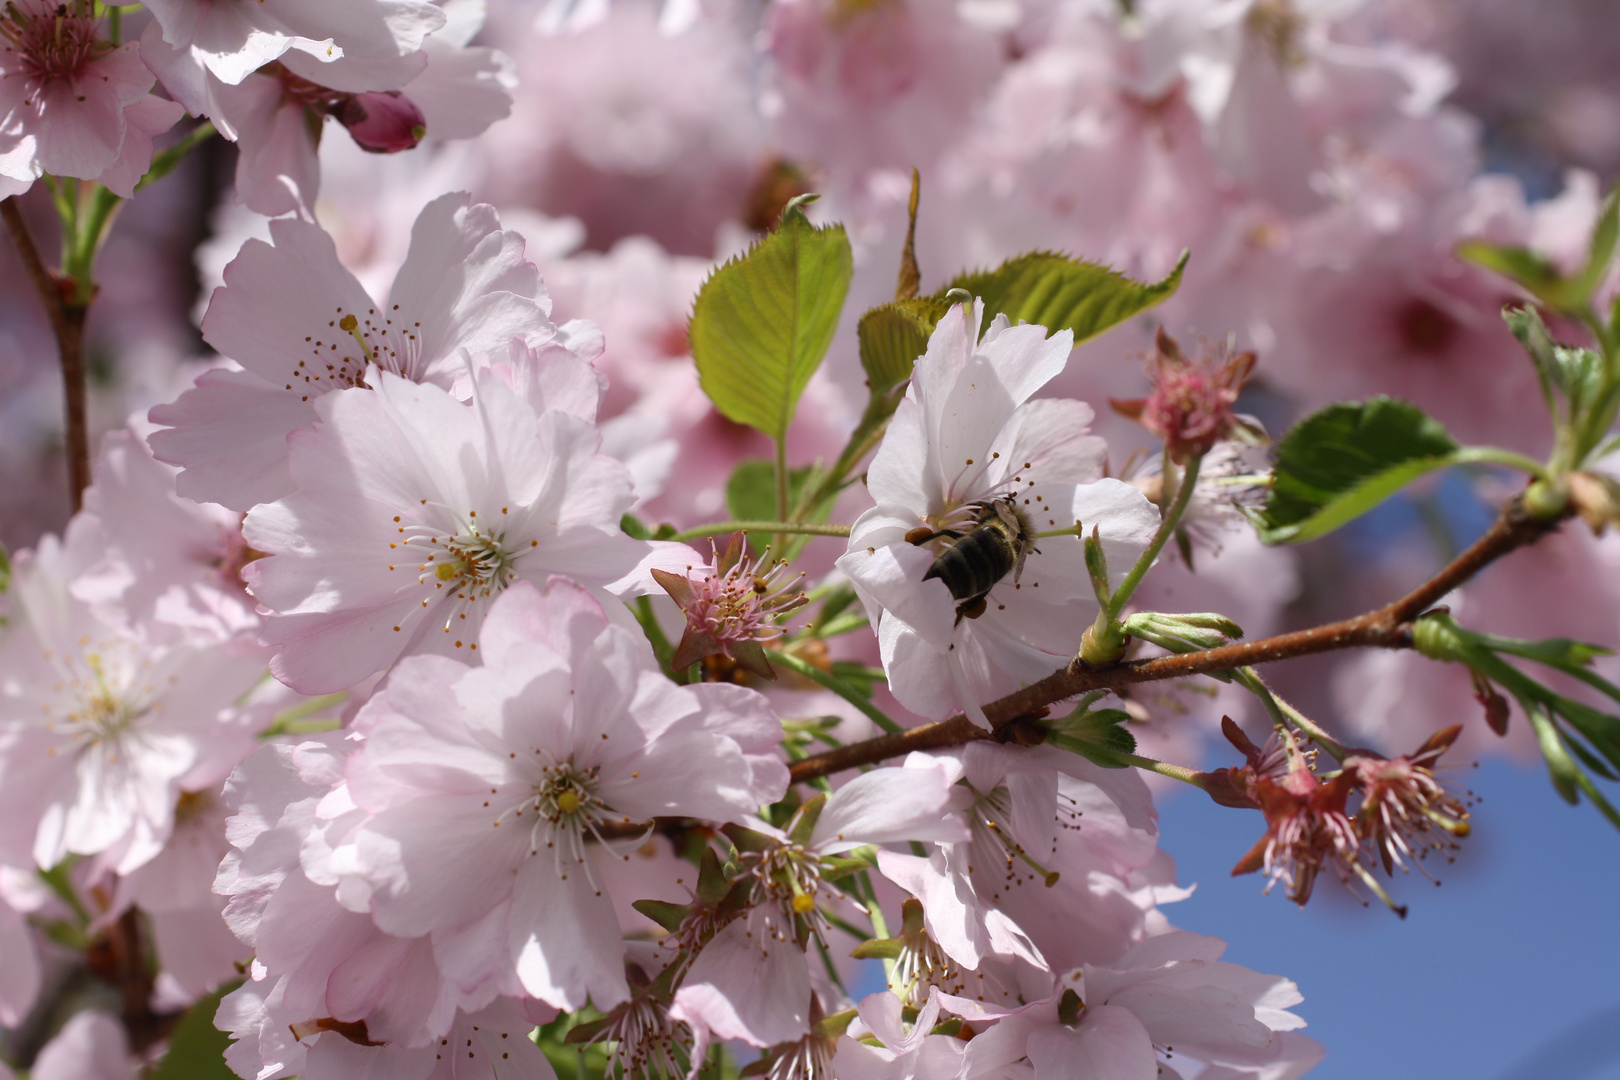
[{"xmin": 923, "ymin": 517, "xmax": 1021, "ymax": 604}]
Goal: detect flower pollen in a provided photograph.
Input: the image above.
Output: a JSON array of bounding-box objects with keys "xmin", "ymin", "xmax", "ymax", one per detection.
[{"xmin": 1, "ymin": 0, "xmax": 107, "ymax": 88}]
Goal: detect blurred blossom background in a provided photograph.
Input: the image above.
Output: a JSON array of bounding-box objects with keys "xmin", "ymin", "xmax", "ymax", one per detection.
[{"xmin": 3, "ymin": 0, "xmax": 1619, "ymax": 1073}]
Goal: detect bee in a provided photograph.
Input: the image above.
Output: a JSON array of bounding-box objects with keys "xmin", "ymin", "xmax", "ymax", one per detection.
[{"xmin": 905, "ymin": 497, "xmax": 1038, "ymax": 621}]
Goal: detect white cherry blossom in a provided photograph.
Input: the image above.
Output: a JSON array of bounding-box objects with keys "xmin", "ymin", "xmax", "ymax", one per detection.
[{"xmin": 838, "ymin": 300, "xmax": 1160, "ymax": 723}]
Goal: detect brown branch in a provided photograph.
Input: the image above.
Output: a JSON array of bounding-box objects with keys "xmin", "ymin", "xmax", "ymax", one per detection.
[
  {"xmin": 1, "ymin": 196, "xmax": 90, "ymax": 511},
  {"xmin": 787, "ymin": 497, "xmax": 1561, "ymax": 785}
]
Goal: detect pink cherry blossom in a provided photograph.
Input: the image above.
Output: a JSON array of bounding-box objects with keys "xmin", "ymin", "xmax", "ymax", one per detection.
[
  {"xmin": 672, "ymin": 755, "xmax": 969, "ymax": 1048},
  {"xmin": 947, "ymin": 930, "xmax": 1311, "ymax": 1080},
  {"xmin": 337, "ymin": 578, "xmax": 789, "ymax": 1010},
  {"xmin": 839, "ymin": 300, "xmax": 1159, "ymax": 723},
  {"xmin": 0, "ymin": 1, "xmax": 176, "ymax": 197},
  {"xmin": 0, "ymin": 870, "xmax": 41, "ymax": 1027},
  {"xmin": 107, "ymin": 787, "xmax": 250, "ymax": 999},
  {"xmin": 149, "ymin": 193, "xmax": 560, "ymax": 511},
  {"xmin": 240, "ymin": 366, "xmax": 690, "ymax": 693},
  {"xmin": 30, "ymin": 1010, "xmax": 136, "ymax": 1080},
  {"xmin": 214, "ymin": 732, "xmax": 524, "ymax": 1074},
  {"xmin": 834, "ymin": 989, "xmax": 967, "ymax": 1080},
  {"xmin": 0, "ymin": 531, "xmax": 268, "ymax": 874},
  {"xmin": 138, "ymin": 0, "xmax": 443, "ymax": 100},
  {"xmin": 478, "ymin": 2, "xmax": 766, "ymax": 256},
  {"xmin": 68, "ymin": 427, "xmax": 258, "ymax": 642},
  {"xmin": 764, "ymin": 0, "xmax": 1003, "ymax": 182}
]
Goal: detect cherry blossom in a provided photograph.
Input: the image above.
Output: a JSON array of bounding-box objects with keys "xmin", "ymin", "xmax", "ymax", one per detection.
[
  {"xmin": 138, "ymin": 0, "xmax": 443, "ymax": 102},
  {"xmin": 29, "ymin": 1010, "xmax": 135, "ymax": 1080},
  {"xmin": 833, "ymin": 989, "xmax": 967, "ymax": 1080},
  {"xmin": 0, "ymin": 1, "xmax": 181, "ymax": 198},
  {"xmin": 335, "ymin": 578, "xmax": 789, "ymax": 1010},
  {"xmin": 214, "ymin": 731, "xmax": 525, "ymax": 1075},
  {"xmin": 0, "ymin": 870, "xmax": 41, "ymax": 1027},
  {"xmin": 0, "ymin": 531, "xmax": 268, "ymax": 874},
  {"xmin": 651, "ymin": 534, "xmax": 808, "ymax": 679},
  {"xmin": 672, "ymin": 754, "xmax": 969, "ymax": 1048},
  {"xmin": 239, "ymin": 363, "xmax": 691, "ymax": 693},
  {"xmin": 68, "ymin": 427, "xmax": 258, "ymax": 643},
  {"xmin": 839, "ymin": 299, "xmax": 1160, "ymax": 723},
  {"xmin": 946, "ymin": 931, "xmax": 1314, "ymax": 1080},
  {"xmin": 149, "ymin": 193, "xmax": 560, "ymax": 512},
  {"xmin": 1211, "ymin": 720, "xmax": 1365, "ymax": 909}
]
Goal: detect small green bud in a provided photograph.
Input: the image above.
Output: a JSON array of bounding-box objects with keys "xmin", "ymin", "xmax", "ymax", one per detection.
[
  {"xmin": 1124, "ymin": 611, "xmax": 1243, "ymax": 653},
  {"xmin": 1523, "ymin": 477, "xmax": 1570, "ymax": 521},
  {"xmin": 1078, "ymin": 620, "xmax": 1126, "ymax": 666},
  {"xmin": 1410, "ymin": 610, "xmax": 1471, "ymax": 664}
]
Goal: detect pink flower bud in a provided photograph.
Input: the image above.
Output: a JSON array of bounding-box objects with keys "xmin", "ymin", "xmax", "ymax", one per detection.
[{"xmin": 336, "ymin": 91, "xmax": 427, "ymax": 154}]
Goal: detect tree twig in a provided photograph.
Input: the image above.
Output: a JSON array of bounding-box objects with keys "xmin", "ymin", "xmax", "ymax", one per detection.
[
  {"xmin": 786, "ymin": 497, "xmax": 1560, "ymax": 784},
  {"xmin": 1, "ymin": 197, "xmax": 90, "ymax": 510}
]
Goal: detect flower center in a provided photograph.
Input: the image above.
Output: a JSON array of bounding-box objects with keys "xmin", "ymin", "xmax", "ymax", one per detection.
[
  {"xmin": 535, "ymin": 764, "xmax": 606, "ymax": 826},
  {"xmin": 40, "ymin": 644, "xmax": 153, "ymax": 756},
  {"xmin": 962, "ymin": 781, "xmax": 1067, "ymax": 899},
  {"xmin": 2, "ymin": 1, "xmax": 107, "ymax": 86},
  {"xmin": 436, "ymin": 528, "xmax": 517, "ymax": 595},
  {"xmin": 286, "ymin": 302, "xmax": 426, "ymax": 403}
]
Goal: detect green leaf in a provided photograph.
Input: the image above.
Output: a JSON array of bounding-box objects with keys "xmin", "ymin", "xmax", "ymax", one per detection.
[
  {"xmin": 1460, "ymin": 190, "xmax": 1618, "ymax": 314},
  {"xmin": 690, "ymin": 197, "xmax": 853, "ymax": 442},
  {"xmin": 941, "ymin": 250, "xmax": 1187, "ymax": 345},
  {"xmin": 726, "ymin": 459, "xmax": 817, "ymax": 523},
  {"xmin": 1572, "ymin": 185, "xmax": 1620, "ymax": 308},
  {"xmin": 1503, "ymin": 305, "xmax": 1605, "ymax": 419},
  {"xmin": 150, "ymin": 979, "xmax": 244, "ymax": 1080},
  {"xmin": 857, "ymin": 297, "xmax": 947, "ymax": 399},
  {"xmin": 1256, "ymin": 398, "xmax": 1463, "ymax": 544},
  {"xmin": 632, "ymin": 898, "xmax": 690, "ymax": 933},
  {"xmin": 1458, "ymin": 241, "xmax": 1564, "ymax": 301},
  {"xmin": 1049, "ymin": 708, "xmax": 1138, "ymax": 766}
]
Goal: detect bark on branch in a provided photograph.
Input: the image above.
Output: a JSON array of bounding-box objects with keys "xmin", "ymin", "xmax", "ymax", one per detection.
[
  {"xmin": 787, "ymin": 498, "xmax": 1559, "ymax": 785},
  {"xmin": 1, "ymin": 197, "xmax": 90, "ymax": 511}
]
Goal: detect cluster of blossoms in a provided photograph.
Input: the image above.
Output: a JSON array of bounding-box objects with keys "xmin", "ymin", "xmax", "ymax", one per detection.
[
  {"xmin": 0, "ymin": 237, "xmax": 1325, "ymax": 1077},
  {"xmin": 1, "ymin": 0, "xmax": 1619, "ymax": 1077},
  {"xmin": 1, "ymin": 0, "xmax": 511, "ymax": 211}
]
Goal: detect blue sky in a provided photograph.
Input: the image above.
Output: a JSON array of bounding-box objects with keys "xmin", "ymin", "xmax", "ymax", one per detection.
[{"xmin": 1157, "ymin": 757, "xmax": 1620, "ymax": 1080}]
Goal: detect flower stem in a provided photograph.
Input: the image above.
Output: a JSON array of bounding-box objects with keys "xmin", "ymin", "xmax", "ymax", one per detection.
[
  {"xmin": 1102, "ymin": 750, "xmax": 1209, "ymax": 787},
  {"xmin": 1105, "ymin": 452, "xmax": 1203, "ymax": 621},
  {"xmin": 770, "ymin": 650, "xmax": 904, "ymax": 735},
  {"xmin": 1230, "ymin": 667, "xmax": 1349, "ymax": 760},
  {"xmin": 1453, "ymin": 446, "xmax": 1554, "ymax": 482},
  {"xmin": 669, "ymin": 521, "xmax": 852, "ymax": 543},
  {"xmin": 1, "ymin": 197, "xmax": 90, "ymax": 510}
]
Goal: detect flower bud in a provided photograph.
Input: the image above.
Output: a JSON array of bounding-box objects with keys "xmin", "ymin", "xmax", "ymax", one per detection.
[
  {"xmin": 336, "ymin": 91, "xmax": 427, "ymax": 153},
  {"xmin": 1124, "ymin": 611, "xmax": 1244, "ymax": 653}
]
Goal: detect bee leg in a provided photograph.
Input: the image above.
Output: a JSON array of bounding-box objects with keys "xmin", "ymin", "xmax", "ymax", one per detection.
[
  {"xmin": 958, "ymin": 596, "xmax": 988, "ymax": 620},
  {"xmin": 905, "ymin": 526, "xmax": 941, "ymax": 545}
]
